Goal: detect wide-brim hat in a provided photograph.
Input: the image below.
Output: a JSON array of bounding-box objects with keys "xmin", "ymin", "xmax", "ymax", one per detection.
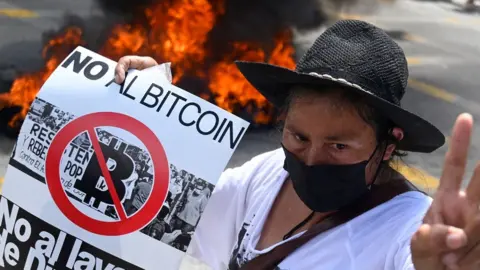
[{"xmin": 235, "ymin": 20, "xmax": 445, "ymax": 153}]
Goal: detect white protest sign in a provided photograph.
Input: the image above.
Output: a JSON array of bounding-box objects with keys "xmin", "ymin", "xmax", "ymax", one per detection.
[{"xmin": 1, "ymin": 46, "xmax": 249, "ymax": 269}]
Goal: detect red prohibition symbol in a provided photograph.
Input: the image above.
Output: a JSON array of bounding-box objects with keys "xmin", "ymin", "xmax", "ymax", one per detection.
[{"xmin": 45, "ymin": 112, "xmax": 169, "ymax": 236}]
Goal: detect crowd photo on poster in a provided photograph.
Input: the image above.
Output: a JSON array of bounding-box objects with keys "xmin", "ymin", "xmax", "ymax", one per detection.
[
  {"xmin": 10, "ymin": 97, "xmax": 76, "ymax": 174},
  {"xmin": 27, "ymin": 98, "xmax": 75, "ymax": 132},
  {"xmin": 21, "ymin": 98, "xmax": 215, "ymax": 253},
  {"xmin": 140, "ymin": 164, "xmax": 214, "ymax": 252},
  {"xmin": 71, "ymin": 124, "xmax": 215, "ymax": 253}
]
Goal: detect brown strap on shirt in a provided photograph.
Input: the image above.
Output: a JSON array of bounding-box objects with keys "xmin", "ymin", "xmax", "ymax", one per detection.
[{"xmin": 240, "ymin": 174, "xmax": 419, "ymax": 270}]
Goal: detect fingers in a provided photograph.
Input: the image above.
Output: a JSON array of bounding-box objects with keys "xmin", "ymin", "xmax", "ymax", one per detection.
[
  {"xmin": 457, "ymin": 242, "xmax": 480, "ymax": 269},
  {"xmin": 439, "ymin": 113, "xmax": 474, "ymax": 193},
  {"xmin": 445, "ymin": 215, "xmax": 480, "ymax": 269},
  {"xmin": 466, "ymin": 162, "xmax": 480, "ymax": 205},
  {"xmin": 422, "ymin": 202, "xmax": 445, "ymax": 224},
  {"xmin": 114, "ymin": 56, "xmax": 158, "ymax": 84},
  {"xmin": 411, "ymin": 224, "xmax": 467, "ymax": 258}
]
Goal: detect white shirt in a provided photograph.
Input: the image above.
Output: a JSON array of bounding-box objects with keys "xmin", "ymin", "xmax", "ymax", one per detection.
[{"xmin": 183, "ymin": 148, "xmax": 431, "ymax": 270}]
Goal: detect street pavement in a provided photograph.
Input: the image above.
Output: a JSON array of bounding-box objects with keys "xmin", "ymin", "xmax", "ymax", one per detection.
[
  {"xmin": 336, "ymin": 0, "xmax": 480, "ymax": 192},
  {"xmin": 0, "ymin": 0, "xmax": 479, "ymax": 193}
]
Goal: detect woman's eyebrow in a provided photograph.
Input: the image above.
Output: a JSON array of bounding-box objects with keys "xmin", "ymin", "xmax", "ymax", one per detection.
[
  {"xmin": 286, "ymin": 122, "xmax": 365, "ymax": 142},
  {"xmin": 324, "ymin": 131, "xmax": 363, "ymax": 141},
  {"xmin": 285, "ymin": 126, "xmax": 308, "ymax": 137}
]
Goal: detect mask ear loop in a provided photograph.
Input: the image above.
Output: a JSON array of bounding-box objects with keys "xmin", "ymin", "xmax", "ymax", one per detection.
[
  {"xmin": 283, "ymin": 211, "xmax": 315, "ymax": 240},
  {"xmin": 367, "ymin": 143, "xmax": 380, "ymax": 162},
  {"xmin": 368, "ymin": 141, "xmax": 389, "ymax": 189}
]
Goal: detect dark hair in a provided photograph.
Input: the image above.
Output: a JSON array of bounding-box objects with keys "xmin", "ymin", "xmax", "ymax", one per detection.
[{"xmin": 277, "ymin": 84, "xmax": 407, "ymax": 165}]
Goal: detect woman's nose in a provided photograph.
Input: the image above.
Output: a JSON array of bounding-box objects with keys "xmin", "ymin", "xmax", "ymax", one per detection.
[{"xmin": 304, "ymin": 146, "xmax": 329, "ymax": 166}]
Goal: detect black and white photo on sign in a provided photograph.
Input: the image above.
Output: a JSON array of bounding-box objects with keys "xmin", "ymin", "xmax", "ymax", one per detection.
[
  {"xmin": 59, "ymin": 124, "xmax": 216, "ymax": 252},
  {"xmin": 11, "ymin": 97, "xmax": 77, "ymax": 176},
  {"xmin": 140, "ymin": 164, "xmax": 214, "ymax": 253},
  {"xmin": 27, "ymin": 97, "xmax": 75, "ymax": 132},
  {"xmin": 24, "ymin": 98, "xmax": 217, "ymax": 253}
]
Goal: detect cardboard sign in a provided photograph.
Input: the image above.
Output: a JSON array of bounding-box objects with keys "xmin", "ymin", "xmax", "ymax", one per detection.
[{"xmin": 1, "ymin": 46, "xmax": 249, "ymax": 269}]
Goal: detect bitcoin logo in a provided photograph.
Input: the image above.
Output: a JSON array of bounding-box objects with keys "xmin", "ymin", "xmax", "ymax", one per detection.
[{"xmin": 74, "ymin": 137, "xmax": 134, "ymax": 208}]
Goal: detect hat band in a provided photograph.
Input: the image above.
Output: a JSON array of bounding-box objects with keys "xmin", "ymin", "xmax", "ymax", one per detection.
[{"xmin": 300, "ymin": 67, "xmax": 400, "ymax": 105}]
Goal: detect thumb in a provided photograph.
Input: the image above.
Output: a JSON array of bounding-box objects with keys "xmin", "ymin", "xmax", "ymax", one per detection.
[{"xmin": 411, "ymin": 224, "xmax": 467, "ymax": 258}]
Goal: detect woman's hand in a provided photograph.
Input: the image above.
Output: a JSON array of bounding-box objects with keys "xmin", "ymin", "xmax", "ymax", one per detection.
[
  {"xmin": 411, "ymin": 113, "xmax": 480, "ymax": 270},
  {"xmin": 114, "ymin": 56, "xmax": 158, "ymax": 84}
]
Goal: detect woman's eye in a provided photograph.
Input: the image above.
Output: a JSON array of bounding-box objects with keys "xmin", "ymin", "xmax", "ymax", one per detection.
[
  {"xmin": 294, "ymin": 134, "xmax": 308, "ymax": 142},
  {"xmin": 333, "ymin": 144, "xmax": 347, "ymax": 150}
]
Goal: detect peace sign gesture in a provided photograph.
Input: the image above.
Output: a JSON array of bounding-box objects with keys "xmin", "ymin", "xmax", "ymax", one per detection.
[{"xmin": 411, "ymin": 113, "xmax": 480, "ymax": 270}]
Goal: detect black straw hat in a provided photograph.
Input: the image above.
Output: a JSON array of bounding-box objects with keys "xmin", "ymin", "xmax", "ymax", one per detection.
[{"xmin": 235, "ymin": 19, "xmax": 445, "ymax": 153}]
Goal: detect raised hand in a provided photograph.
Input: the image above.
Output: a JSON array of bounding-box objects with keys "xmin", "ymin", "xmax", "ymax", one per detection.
[
  {"xmin": 411, "ymin": 113, "xmax": 480, "ymax": 270},
  {"xmin": 114, "ymin": 56, "xmax": 158, "ymax": 84}
]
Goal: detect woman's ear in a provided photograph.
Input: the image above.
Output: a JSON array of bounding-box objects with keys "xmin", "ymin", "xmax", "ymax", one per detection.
[
  {"xmin": 383, "ymin": 127, "xmax": 404, "ymax": 160},
  {"xmin": 391, "ymin": 127, "xmax": 404, "ymax": 141}
]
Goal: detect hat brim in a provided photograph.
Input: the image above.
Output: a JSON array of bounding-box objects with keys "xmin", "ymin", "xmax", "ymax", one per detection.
[{"xmin": 235, "ymin": 61, "xmax": 445, "ymax": 153}]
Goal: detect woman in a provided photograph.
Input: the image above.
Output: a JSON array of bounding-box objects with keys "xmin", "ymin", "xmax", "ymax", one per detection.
[{"xmin": 115, "ymin": 20, "xmax": 480, "ymax": 270}]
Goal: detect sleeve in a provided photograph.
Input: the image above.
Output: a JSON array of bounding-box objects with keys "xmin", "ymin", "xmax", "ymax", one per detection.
[
  {"xmin": 392, "ymin": 237, "xmax": 416, "ymax": 270},
  {"xmin": 390, "ymin": 207, "xmax": 428, "ymax": 270},
  {"xmin": 184, "ymin": 152, "xmax": 273, "ymax": 270},
  {"xmin": 385, "ymin": 196, "xmax": 432, "ymax": 270}
]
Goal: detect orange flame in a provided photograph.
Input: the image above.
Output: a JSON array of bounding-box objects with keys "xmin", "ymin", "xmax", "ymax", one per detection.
[
  {"xmin": 209, "ymin": 32, "xmax": 295, "ymax": 124},
  {"xmin": 0, "ymin": 0, "xmax": 295, "ymax": 127},
  {"xmin": 0, "ymin": 27, "xmax": 85, "ymax": 126}
]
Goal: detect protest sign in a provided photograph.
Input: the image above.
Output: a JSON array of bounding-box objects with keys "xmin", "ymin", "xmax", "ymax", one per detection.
[{"xmin": 1, "ymin": 46, "xmax": 249, "ymax": 269}]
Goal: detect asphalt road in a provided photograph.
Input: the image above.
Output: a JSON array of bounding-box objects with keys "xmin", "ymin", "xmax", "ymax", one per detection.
[
  {"xmin": 339, "ymin": 0, "xmax": 480, "ymax": 190},
  {"xmin": 0, "ymin": 0, "xmax": 479, "ymax": 193}
]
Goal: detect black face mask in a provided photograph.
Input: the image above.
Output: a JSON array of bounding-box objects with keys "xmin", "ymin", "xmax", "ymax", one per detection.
[{"xmin": 282, "ymin": 145, "xmax": 381, "ymax": 213}]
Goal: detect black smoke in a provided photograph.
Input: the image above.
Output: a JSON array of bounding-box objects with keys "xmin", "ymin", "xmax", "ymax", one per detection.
[
  {"xmin": 0, "ymin": 0, "xmax": 377, "ymax": 135},
  {"xmin": 205, "ymin": 0, "xmax": 327, "ymax": 61},
  {"xmin": 95, "ymin": 0, "xmax": 158, "ymax": 16},
  {"xmin": 210, "ymin": 0, "xmax": 327, "ymax": 41}
]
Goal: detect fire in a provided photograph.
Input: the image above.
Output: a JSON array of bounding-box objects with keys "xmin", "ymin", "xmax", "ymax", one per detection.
[
  {"xmin": 101, "ymin": 0, "xmax": 219, "ymax": 83},
  {"xmin": 0, "ymin": 0, "xmax": 296, "ymax": 127},
  {"xmin": 146, "ymin": 0, "xmax": 218, "ymax": 82},
  {"xmin": 0, "ymin": 27, "xmax": 85, "ymax": 127},
  {"xmin": 209, "ymin": 32, "xmax": 295, "ymax": 124}
]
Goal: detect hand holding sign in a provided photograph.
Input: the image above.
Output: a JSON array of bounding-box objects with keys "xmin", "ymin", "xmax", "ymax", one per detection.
[
  {"xmin": 115, "ymin": 56, "xmax": 160, "ymax": 84},
  {"xmin": 114, "ymin": 56, "xmax": 173, "ymax": 85},
  {"xmin": 411, "ymin": 113, "xmax": 480, "ymax": 270},
  {"xmin": 114, "ymin": 56, "xmax": 158, "ymax": 83}
]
